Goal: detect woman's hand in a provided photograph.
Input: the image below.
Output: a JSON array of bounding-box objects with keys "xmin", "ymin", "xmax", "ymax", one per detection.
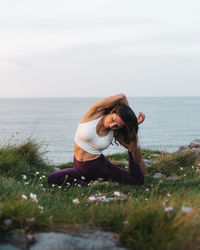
[{"xmin": 137, "ymin": 112, "xmax": 145, "ymax": 125}]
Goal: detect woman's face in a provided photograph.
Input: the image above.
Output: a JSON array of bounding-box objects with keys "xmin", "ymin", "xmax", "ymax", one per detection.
[{"xmin": 103, "ymin": 113, "xmax": 125, "ymax": 130}]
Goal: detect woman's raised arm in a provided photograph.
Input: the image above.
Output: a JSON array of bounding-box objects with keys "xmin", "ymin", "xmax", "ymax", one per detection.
[{"xmin": 81, "ymin": 94, "xmax": 129, "ymax": 122}]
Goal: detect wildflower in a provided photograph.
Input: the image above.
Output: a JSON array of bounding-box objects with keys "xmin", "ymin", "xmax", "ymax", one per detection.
[
  {"xmin": 145, "ymin": 198, "xmax": 148, "ymax": 201},
  {"xmin": 145, "ymin": 188, "xmax": 149, "ymax": 192},
  {"xmin": 125, "ymin": 166, "xmax": 128, "ymax": 169},
  {"xmin": 114, "ymin": 191, "xmax": 121, "ymax": 197},
  {"xmin": 74, "ymin": 179, "xmax": 77, "ymax": 182},
  {"xmin": 151, "ymin": 184, "xmax": 154, "ymax": 187},
  {"xmin": 39, "ymin": 184, "xmax": 43, "ymax": 187},
  {"xmin": 22, "ymin": 174, "xmax": 27, "ymax": 180},
  {"xmin": 35, "ymin": 172, "xmax": 39, "ymax": 175},
  {"xmin": 167, "ymin": 193, "xmax": 171, "ymax": 197},
  {"xmin": 30, "ymin": 193, "xmax": 38, "ymax": 203},
  {"xmin": 24, "ymin": 182, "xmax": 29, "ymax": 185},
  {"xmin": 58, "ymin": 186, "xmax": 61, "ymax": 189},
  {"xmin": 26, "ymin": 217, "xmax": 35, "ymax": 226},
  {"xmin": 4, "ymin": 219, "xmax": 12, "ymax": 226},
  {"xmin": 182, "ymin": 206, "xmax": 193, "ymax": 213},
  {"xmin": 52, "ymin": 184, "xmax": 55, "ymax": 187},
  {"xmin": 165, "ymin": 207, "xmax": 173, "ymax": 212},
  {"xmin": 42, "ymin": 175, "xmax": 45, "ymax": 178},
  {"xmin": 160, "ymin": 180, "xmax": 163, "ymax": 183},
  {"xmin": 26, "ymin": 234, "xmax": 38, "ymax": 243},
  {"xmin": 180, "ymin": 167, "xmax": 183, "ymax": 170},
  {"xmin": 81, "ymin": 176, "xmax": 85, "ymax": 180},
  {"xmin": 66, "ymin": 182, "xmax": 71, "ymax": 186},
  {"xmin": 72, "ymin": 198, "xmax": 80, "ymax": 204},
  {"xmin": 38, "ymin": 205, "xmax": 44, "ymax": 210},
  {"xmin": 22, "ymin": 194, "xmax": 27, "ymax": 200},
  {"xmin": 88, "ymin": 196, "xmax": 96, "ymax": 201},
  {"xmin": 39, "ymin": 177, "xmax": 42, "ymax": 180},
  {"xmin": 77, "ymin": 184, "xmax": 81, "ymax": 187},
  {"xmin": 192, "ymin": 166, "xmax": 195, "ymax": 169},
  {"xmin": 183, "ymin": 174, "xmax": 186, "ymax": 177},
  {"xmin": 123, "ymin": 220, "xmax": 129, "ymax": 226}
]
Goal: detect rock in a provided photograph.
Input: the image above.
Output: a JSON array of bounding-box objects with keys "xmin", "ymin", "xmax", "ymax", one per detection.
[
  {"xmin": 167, "ymin": 175, "xmax": 181, "ymax": 181},
  {"xmin": 150, "ymin": 154, "xmax": 161, "ymax": 158},
  {"xmin": 0, "ymin": 244, "xmax": 21, "ymax": 250},
  {"xmin": 30, "ymin": 231, "xmax": 126, "ymax": 250},
  {"xmin": 153, "ymin": 173, "xmax": 165, "ymax": 179},
  {"xmin": 143, "ymin": 159, "xmax": 153, "ymax": 166},
  {"xmin": 176, "ymin": 138, "xmax": 200, "ymax": 155},
  {"xmin": 189, "ymin": 139, "xmax": 200, "ymax": 148}
]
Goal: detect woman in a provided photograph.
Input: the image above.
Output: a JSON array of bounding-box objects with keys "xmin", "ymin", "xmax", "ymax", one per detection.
[{"xmin": 48, "ymin": 93, "xmax": 145, "ymax": 187}]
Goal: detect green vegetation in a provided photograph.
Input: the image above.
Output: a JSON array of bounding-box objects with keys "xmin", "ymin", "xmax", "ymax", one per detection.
[{"xmin": 1, "ymin": 139, "xmax": 200, "ymax": 249}]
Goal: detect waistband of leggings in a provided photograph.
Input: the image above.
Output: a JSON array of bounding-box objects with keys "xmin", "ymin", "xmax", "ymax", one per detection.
[{"xmin": 74, "ymin": 154, "xmax": 104, "ymax": 166}]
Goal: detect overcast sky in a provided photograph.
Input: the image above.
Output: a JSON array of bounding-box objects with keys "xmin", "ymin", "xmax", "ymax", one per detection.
[{"xmin": 0, "ymin": 0, "xmax": 200, "ymax": 97}]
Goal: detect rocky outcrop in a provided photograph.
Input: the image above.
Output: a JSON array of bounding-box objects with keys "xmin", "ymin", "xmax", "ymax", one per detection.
[{"xmin": 176, "ymin": 139, "xmax": 200, "ymax": 155}]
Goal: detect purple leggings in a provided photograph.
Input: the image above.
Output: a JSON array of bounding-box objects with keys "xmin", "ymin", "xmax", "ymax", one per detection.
[{"xmin": 48, "ymin": 152, "xmax": 144, "ymax": 187}]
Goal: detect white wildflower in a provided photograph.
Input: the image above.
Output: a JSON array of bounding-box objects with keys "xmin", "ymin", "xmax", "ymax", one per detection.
[
  {"xmin": 123, "ymin": 220, "xmax": 129, "ymax": 226},
  {"xmin": 182, "ymin": 206, "xmax": 193, "ymax": 213},
  {"xmin": 72, "ymin": 198, "xmax": 80, "ymax": 204},
  {"xmin": 125, "ymin": 166, "xmax": 129, "ymax": 169},
  {"xmin": 183, "ymin": 174, "xmax": 186, "ymax": 177},
  {"xmin": 114, "ymin": 191, "xmax": 121, "ymax": 197},
  {"xmin": 145, "ymin": 198, "xmax": 148, "ymax": 201},
  {"xmin": 39, "ymin": 184, "xmax": 43, "ymax": 187},
  {"xmin": 30, "ymin": 193, "xmax": 38, "ymax": 203},
  {"xmin": 39, "ymin": 177, "xmax": 42, "ymax": 180},
  {"xmin": 35, "ymin": 172, "xmax": 39, "ymax": 175},
  {"xmin": 38, "ymin": 205, "xmax": 44, "ymax": 210},
  {"xmin": 42, "ymin": 175, "xmax": 46, "ymax": 178},
  {"xmin": 24, "ymin": 182, "xmax": 29, "ymax": 185},
  {"xmin": 165, "ymin": 207, "xmax": 173, "ymax": 212},
  {"xmin": 22, "ymin": 194, "xmax": 27, "ymax": 200},
  {"xmin": 74, "ymin": 179, "xmax": 77, "ymax": 182},
  {"xmin": 180, "ymin": 167, "xmax": 183, "ymax": 170},
  {"xmin": 88, "ymin": 196, "xmax": 96, "ymax": 201},
  {"xmin": 22, "ymin": 174, "xmax": 27, "ymax": 180},
  {"xmin": 81, "ymin": 176, "xmax": 85, "ymax": 180},
  {"xmin": 145, "ymin": 188, "xmax": 149, "ymax": 192},
  {"xmin": 77, "ymin": 184, "xmax": 81, "ymax": 187},
  {"xmin": 167, "ymin": 193, "xmax": 171, "ymax": 197},
  {"xmin": 66, "ymin": 182, "xmax": 71, "ymax": 186},
  {"xmin": 192, "ymin": 166, "xmax": 195, "ymax": 169},
  {"xmin": 160, "ymin": 180, "xmax": 163, "ymax": 183},
  {"xmin": 58, "ymin": 186, "xmax": 61, "ymax": 189},
  {"xmin": 52, "ymin": 184, "xmax": 55, "ymax": 187}
]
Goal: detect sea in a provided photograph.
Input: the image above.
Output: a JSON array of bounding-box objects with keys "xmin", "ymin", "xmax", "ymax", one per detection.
[{"xmin": 0, "ymin": 97, "xmax": 199, "ymax": 165}]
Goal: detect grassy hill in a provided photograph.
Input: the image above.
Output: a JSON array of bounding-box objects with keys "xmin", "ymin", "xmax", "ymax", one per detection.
[{"xmin": 0, "ymin": 139, "xmax": 200, "ymax": 250}]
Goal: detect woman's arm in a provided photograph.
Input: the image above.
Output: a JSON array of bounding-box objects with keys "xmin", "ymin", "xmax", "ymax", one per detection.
[
  {"xmin": 81, "ymin": 93, "xmax": 129, "ymax": 121},
  {"xmin": 92, "ymin": 93, "xmax": 129, "ymax": 112}
]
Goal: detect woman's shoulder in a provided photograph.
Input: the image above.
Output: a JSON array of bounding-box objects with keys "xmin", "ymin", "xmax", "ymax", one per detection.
[{"xmin": 80, "ymin": 111, "xmax": 104, "ymax": 124}]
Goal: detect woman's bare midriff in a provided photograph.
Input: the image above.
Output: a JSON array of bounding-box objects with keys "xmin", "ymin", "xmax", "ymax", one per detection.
[{"xmin": 74, "ymin": 143, "xmax": 101, "ymax": 162}]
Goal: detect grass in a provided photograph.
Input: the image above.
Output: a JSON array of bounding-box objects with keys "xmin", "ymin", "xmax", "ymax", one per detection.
[{"xmin": 1, "ymin": 139, "xmax": 200, "ymax": 249}]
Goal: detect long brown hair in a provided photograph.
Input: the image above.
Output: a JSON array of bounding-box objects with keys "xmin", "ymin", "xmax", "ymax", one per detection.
[{"xmin": 104, "ymin": 104, "xmax": 145, "ymax": 171}]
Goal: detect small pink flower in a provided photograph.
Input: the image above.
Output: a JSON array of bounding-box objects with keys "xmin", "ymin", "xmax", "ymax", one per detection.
[
  {"xmin": 26, "ymin": 234, "xmax": 38, "ymax": 243},
  {"xmin": 26, "ymin": 217, "xmax": 35, "ymax": 226},
  {"xmin": 4, "ymin": 219, "xmax": 12, "ymax": 226}
]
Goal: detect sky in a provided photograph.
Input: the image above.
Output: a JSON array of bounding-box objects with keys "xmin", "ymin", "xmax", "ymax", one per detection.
[{"xmin": 0, "ymin": 0, "xmax": 200, "ymax": 97}]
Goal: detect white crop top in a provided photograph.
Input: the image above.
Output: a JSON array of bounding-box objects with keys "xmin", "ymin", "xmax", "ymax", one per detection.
[{"xmin": 74, "ymin": 116, "xmax": 113, "ymax": 155}]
